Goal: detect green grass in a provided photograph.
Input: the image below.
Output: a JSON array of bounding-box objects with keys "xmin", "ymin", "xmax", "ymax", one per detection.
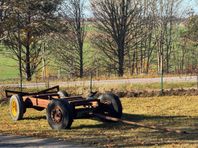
[
  {"xmin": 0, "ymin": 54, "xmax": 18, "ymax": 80},
  {"xmin": 1, "ymin": 96, "xmax": 198, "ymax": 147}
]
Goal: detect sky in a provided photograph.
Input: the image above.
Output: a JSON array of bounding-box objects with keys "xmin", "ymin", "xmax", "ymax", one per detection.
[
  {"xmin": 182, "ymin": 0, "xmax": 198, "ymax": 14},
  {"xmin": 84, "ymin": 0, "xmax": 198, "ymax": 18}
]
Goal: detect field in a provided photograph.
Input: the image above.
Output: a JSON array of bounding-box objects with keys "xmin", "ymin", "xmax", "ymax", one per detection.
[
  {"xmin": 1, "ymin": 96, "xmax": 198, "ymax": 147},
  {"xmin": 1, "ymin": 39, "xmax": 198, "ymax": 147},
  {"xmin": 0, "ymin": 54, "xmax": 18, "ymax": 80}
]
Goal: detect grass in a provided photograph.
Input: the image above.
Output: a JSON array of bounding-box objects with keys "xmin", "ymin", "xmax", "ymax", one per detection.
[
  {"xmin": 0, "ymin": 46, "xmax": 193, "ymax": 83},
  {"xmin": 0, "ymin": 54, "xmax": 18, "ymax": 80},
  {"xmin": 92, "ymin": 81, "xmax": 198, "ymax": 91},
  {"xmin": 57, "ymin": 82, "xmax": 198, "ymax": 97},
  {"xmin": 1, "ymin": 96, "xmax": 198, "ymax": 147}
]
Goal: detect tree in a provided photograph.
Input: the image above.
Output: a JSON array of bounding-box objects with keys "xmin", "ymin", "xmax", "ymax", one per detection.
[
  {"xmin": 0, "ymin": 0, "xmax": 62, "ymax": 81},
  {"xmin": 91, "ymin": 0, "xmax": 143, "ymax": 76},
  {"xmin": 127, "ymin": 0, "xmax": 157, "ymax": 75},
  {"xmin": 0, "ymin": 0, "xmax": 6, "ymax": 40},
  {"xmin": 54, "ymin": 0, "xmax": 86, "ymax": 78},
  {"xmin": 180, "ymin": 15, "xmax": 198, "ymax": 74},
  {"xmin": 50, "ymin": 28, "xmax": 81, "ymax": 77},
  {"xmin": 147, "ymin": 0, "xmax": 182, "ymax": 74},
  {"xmin": 186, "ymin": 15, "xmax": 198, "ymax": 44}
]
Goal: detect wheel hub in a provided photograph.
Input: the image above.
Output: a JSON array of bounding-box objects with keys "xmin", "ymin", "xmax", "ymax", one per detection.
[
  {"xmin": 51, "ymin": 107, "xmax": 63, "ymax": 123},
  {"xmin": 11, "ymin": 100, "xmax": 17, "ymax": 117}
]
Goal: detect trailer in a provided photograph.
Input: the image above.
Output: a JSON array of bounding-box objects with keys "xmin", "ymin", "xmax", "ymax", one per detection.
[{"xmin": 6, "ymin": 86, "xmax": 122, "ymax": 130}]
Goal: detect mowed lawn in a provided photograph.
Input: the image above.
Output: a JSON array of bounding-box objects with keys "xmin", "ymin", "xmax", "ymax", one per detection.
[
  {"xmin": 1, "ymin": 96, "xmax": 198, "ymax": 147},
  {"xmin": 0, "ymin": 54, "xmax": 18, "ymax": 80}
]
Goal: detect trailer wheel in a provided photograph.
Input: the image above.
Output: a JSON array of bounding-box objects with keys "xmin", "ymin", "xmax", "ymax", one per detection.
[
  {"xmin": 46, "ymin": 99, "xmax": 73, "ymax": 130},
  {"xmin": 9, "ymin": 94, "xmax": 24, "ymax": 121},
  {"xmin": 58, "ymin": 91, "xmax": 69, "ymax": 98},
  {"xmin": 97, "ymin": 93, "xmax": 122, "ymax": 122}
]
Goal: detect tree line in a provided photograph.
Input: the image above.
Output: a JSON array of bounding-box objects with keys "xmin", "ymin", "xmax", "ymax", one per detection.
[{"xmin": 0, "ymin": 0, "xmax": 198, "ymax": 81}]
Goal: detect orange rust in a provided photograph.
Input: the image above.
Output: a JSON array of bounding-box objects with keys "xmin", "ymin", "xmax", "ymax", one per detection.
[
  {"xmin": 53, "ymin": 96, "xmax": 59, "ymax": 99},
  {"xmin": 23, "ymin": 97, "xmax": 50, "ymax": 108}
]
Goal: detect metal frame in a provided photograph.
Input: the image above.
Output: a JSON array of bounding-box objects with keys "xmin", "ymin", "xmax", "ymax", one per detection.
[{"xmin": 6, "ymin": 86, "xmax": 100, "ymax": 119}]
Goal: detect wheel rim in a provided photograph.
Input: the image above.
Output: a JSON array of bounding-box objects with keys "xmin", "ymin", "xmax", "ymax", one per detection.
[
  {"xmin": 11, "ymin": 99, "xmax": 17, "ymax": 117},
  {"xmin": 51, "ymin": 106, "xmax": 63, "ymax": 123}
]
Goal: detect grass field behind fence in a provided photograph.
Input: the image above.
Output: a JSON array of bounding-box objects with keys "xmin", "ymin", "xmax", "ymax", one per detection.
[
  {"xmin": 1, "ymin": 96, "xmax": 198, "ymax": 147},
  {"xmin": 0, "ymin": 48, "xmax": 198, "ymax": 93},
  {"xmin": 0, "ymin": 54, "xmax": 18, "ymax": 80}
]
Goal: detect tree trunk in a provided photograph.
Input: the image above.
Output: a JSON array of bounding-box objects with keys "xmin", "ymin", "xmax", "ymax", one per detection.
[
  {"xmin": 42, "ymin": 44, "xmax": 46, "ymax": 81},
  {"xmin": 135, "ymin": 48, "xmax": 139, "ymax": 74},
  {"xmin": 17, "ymin": 13, "xmax": 23, "ymax": 91},
  {"xmin": 157, "ymin": 51, "xmax": 161, "ymax": 74},
  {"xmin": 26, "ymin": 46, "xmax": 31, "ymax": 81},
  {"xmin": 146, "ymin": 32, "xmax": 152, "ymax": 74},
  {"xmin": 131, "ymin": 51, "xmax": 136, "ymax": 75},
  {"xmin": 118, "ymin": 47, "xmax": 124, "ymax": 77},
  {"xmin": 25, "ymin": 13, "xmax": 32, "ymax": 81},
  {"xmin": 26, "ymin": 30, "xmax": 31, "ymax": 81},
  {"xmin": 79, "ymin": 43, "xmax": 83, "ymax": 78},
  {"xmin": 140, "ymin": 41, "xmax": 143, "ymax": 73}
]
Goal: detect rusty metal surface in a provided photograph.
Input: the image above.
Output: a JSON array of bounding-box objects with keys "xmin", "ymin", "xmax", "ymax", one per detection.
[
  {"xmin": 71, "ymin": 99, "xmax": 99, "ymax": 106},
  {"xmin": 5, "ymin": 86, "xmax": 60, "ymax": 98},
  {"xmin": 23, "ymin": 97, "xmax": 50, "ymax": 108}
]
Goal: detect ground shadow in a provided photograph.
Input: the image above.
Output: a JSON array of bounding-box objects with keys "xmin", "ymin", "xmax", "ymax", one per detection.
[
  {"xmin": 73, "ymin": 113, "xmax": 190, "ymax": 129},
  {"xmin": 72, "ymin": 113, "xmax": 198, "ymax": 146},
  {"xmin": 23, "ymin": 116, "xmax": 46, "ymax": 120},
  {"xmin": 20, "ymin": 112, "xmax": 198, "ymax": 147}
]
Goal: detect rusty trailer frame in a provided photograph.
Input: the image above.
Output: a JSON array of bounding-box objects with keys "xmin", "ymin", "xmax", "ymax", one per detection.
[{"xmin": 6, "ymin": 86, "xmax": 123, "ymax": 130}]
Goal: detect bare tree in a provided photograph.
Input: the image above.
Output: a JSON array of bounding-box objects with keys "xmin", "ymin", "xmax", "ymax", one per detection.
[
  {"xmin": 0, "ymin": 0, "xmax": 6, "ymax": 40},
  {"xmin": 187, "ymin": 15, "xmax": 198, "ymax": 44},
  {"xmin": 148, "ymin": 0, "xmax": 182, "ymax": 74},
  {"xmin": 1, "ymin": 0, "xmax": 62, "ymax": 81},
  {"xmin": 59, "ymin": 0, "xmax": 86, "ymax": 78},
  {"xmin": 50, "ymin": 28, "xmax": 81, "ymax": 77},
  {"xmin": 91, "ymin": 0, "xmax": 143, "ymax": 76},
  {"xmin": 127, "ymin": 0, "xmax": 157, "ymax": 75}
]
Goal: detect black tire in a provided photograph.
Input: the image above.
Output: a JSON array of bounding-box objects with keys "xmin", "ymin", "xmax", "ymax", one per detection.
[
  {"xmin": 97, "ymin": 93, "xmax": 122, "ymax": 122},
  {"xmin": 24, "ymin": 98, "xmax": 44, "ymax": 111},
  {"xmin": 46, "ymin": 99, "xmax": 73, "ymax": 130},
  {"xmin": 57, "ymin": 91, "xmax": 69, "ymax": 98},
  {"xmin": 9, "ymin": 94, "xmax": 24, "ymax": 121}
]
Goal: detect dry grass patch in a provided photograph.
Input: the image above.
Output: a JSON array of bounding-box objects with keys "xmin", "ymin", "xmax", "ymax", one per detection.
[
  {"xmin": 1, "ymin": 96, "xmax": 198, "ymax": 147},
  {"xmin": 60, "ymin": 82, "xmax": 197, "ymax": 97}
]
